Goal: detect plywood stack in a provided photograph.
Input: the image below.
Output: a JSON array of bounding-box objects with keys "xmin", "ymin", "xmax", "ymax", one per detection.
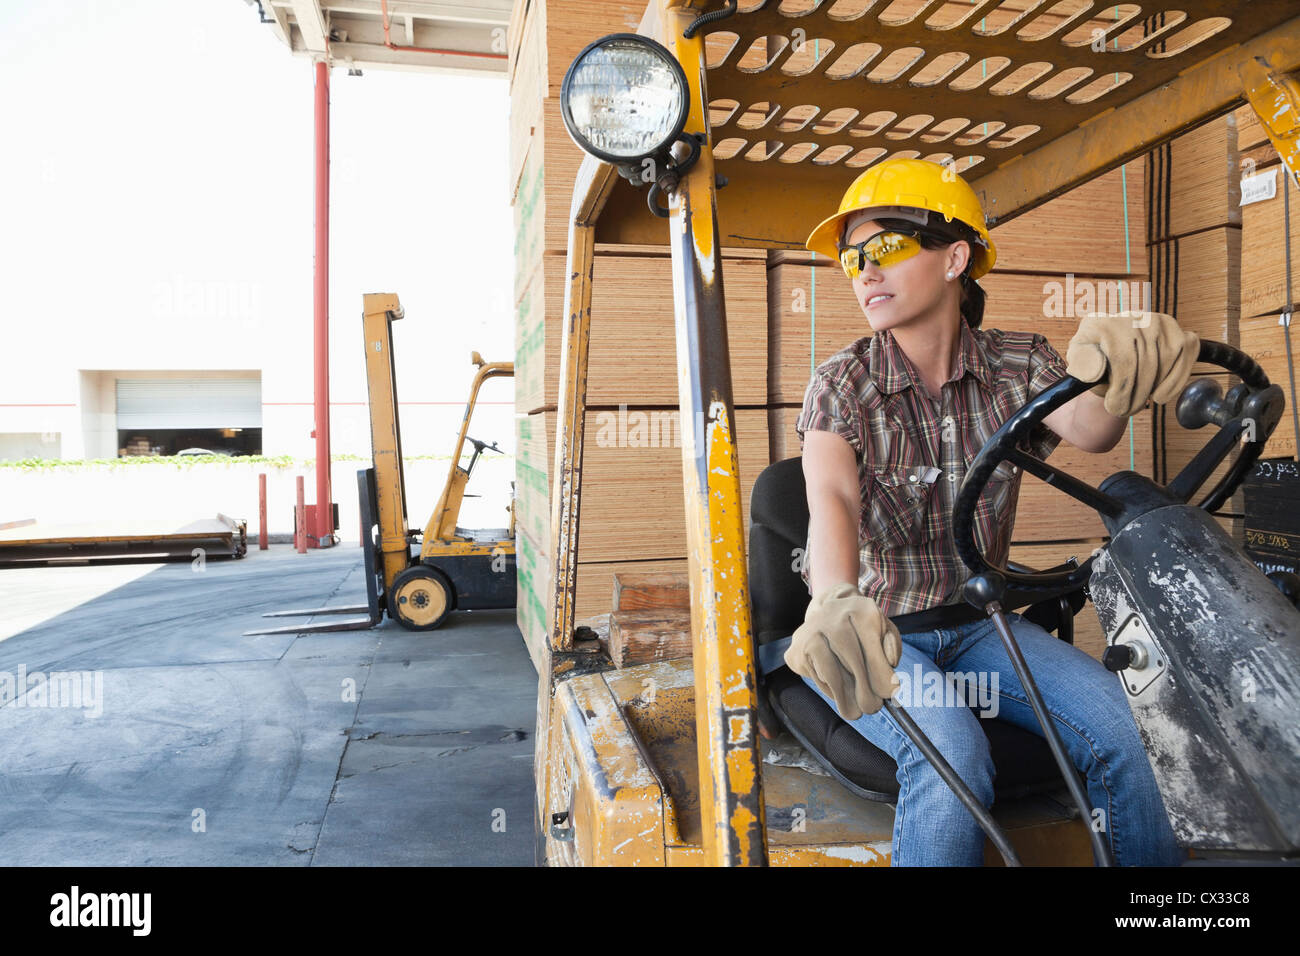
[
  {"xmin": 513, "ymin": 0, "xmax": 638, "ymax": 666},
  {"xmin": 510, "ymin": 1, "xmax": 774, "ymax": 666},
  {"xmin": 515, "ymin": 403, "xmax": 771, "ymax": 668},
  {"xmin": 1143, "ymin": 115, "xmax": 1249, "ymax": 514},
  {"xmin": 515, "ymin": 247, "xmax": 769, "ymax": 413},
  {"xmin": 766, "ymin": 163, "xmax": 1152, "ymax": 662},
  {"xmin": 1241, "ymin": 312, "xmax": 1300, "ymax": 461},
  {"xmin": 1235, "ymin": 104, "xmax": 1300, "ymax": 464}
]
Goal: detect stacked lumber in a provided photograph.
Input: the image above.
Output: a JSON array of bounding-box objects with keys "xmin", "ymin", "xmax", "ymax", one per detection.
[
  {"xmin": 552, "ymin": 570, "xmax": 693, "ymax": 670},
  {"xmin": 510, "ymin": 0, "xmax": 647, "ymax": 420},
  {"xmin": 508, "ymin": 1, "xmax": 643, "ymax": 268},
  {"xmin": 1233, "ymin": 102, "xmax": 1300, "ymax": 524},
  {"xmin": 517, "ymin": 406, "xmax": 767, "ymax": 551},
  {"xmin": 509, "ymin": 2, "xmax": 780, "ymax": 665},
  {"xmin": 1240, "ymin": 167, "xmax": 1300, "ymax": 321},
  {"xmin": 1145, "ymin": 117, "xmax": 1241, "ymax": 348},
  {"xmin": 514, "ymin": 403, "xmax": 769, "ymax": 663},
  {"xmin": 1234, "ymin": 100, "xmax": 1291, "ymax": 327},
  {"xmin": 515, "ymin": 525, "xmax": 688, "ymax": 672},
  {"xmin": 1236, "ymin": 104, "xmax": 1270, "ymax": 154},
  {"xmin": 1143, "ymin": 115, "xmax": 1255, "ymax": 521},
  {"xmin": 1240, "ymin": 314, "xmax": 1300, "ymax": 461},
  {"xmin": 1149, "ymin": 117, "xmax": 1242, "ymax": 242},
  {"xmin": 517, "ymin": 248, "xmax": 768, "ymax": 413},
  {"xmin": 511, "ymin": 0, "xmax": 678, "ymax": 661}
]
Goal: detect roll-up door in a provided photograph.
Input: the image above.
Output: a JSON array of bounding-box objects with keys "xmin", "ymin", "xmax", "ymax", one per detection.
[{"xmin": 115, "ymin": 379, "xmax": 262, "ymax": 430}]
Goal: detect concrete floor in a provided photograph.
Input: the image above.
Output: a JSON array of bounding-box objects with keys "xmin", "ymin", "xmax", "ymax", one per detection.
[{"xmin": 0, "ymin": 545, "xmax": 537, "ymax": 865}]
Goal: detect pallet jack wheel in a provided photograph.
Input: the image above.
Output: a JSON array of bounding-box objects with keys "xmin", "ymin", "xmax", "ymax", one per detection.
[{"xmin": 389, "ymin": 565, "xmax": 454, "ymax": 631}]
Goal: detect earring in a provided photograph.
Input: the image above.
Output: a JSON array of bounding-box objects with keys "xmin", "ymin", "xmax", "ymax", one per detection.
[{"xmin": 946, "ymin": 271, "xmax": 954, "ymax": 280}]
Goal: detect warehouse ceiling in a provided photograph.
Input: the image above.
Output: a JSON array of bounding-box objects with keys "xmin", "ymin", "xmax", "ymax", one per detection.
[{"xmin": 245, "ymin": 0, "xmax": 512, "ymax": 74}]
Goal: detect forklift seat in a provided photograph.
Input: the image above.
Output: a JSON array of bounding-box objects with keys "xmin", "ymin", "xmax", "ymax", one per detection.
[{"xmin": 749, "ymin": 456, "xmax": 1087, "ymax": 803}]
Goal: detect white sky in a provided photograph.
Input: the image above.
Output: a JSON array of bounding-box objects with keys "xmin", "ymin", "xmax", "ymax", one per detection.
[{"xmin": 0, "ymin": 0, "xmax": 515, "ymax": 410}]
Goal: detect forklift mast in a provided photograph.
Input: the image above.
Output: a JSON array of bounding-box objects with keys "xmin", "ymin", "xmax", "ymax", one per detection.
[
  {"xmin": 247, "ymin": 293, "xmax": 516, "ymax": 637},
  {"xmin": 361, "ymin": 292, "xmax": 414, "ymax": 592}
]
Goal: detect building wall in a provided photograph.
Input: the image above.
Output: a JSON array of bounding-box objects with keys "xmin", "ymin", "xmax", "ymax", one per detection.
[
  {"xmin": 0, "ymin": 361, "xmax": 516, "ymax": 464},
  {"xmin": 0, "ymin": 44, "xmax": 515, "ymax": 466}
]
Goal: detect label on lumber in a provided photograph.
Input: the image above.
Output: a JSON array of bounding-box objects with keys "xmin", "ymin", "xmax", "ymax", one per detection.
[
  {"xmin": 1240, "ymin": 168, "xmax": 1277, "ymax": 207},
  {"xmin": 1243, "ymin": 527, "xmax": 1300, "ymax": 556},
  {"xmin": 1247, "ymin": 459, "xmax": 1300, "ymax": 484}
]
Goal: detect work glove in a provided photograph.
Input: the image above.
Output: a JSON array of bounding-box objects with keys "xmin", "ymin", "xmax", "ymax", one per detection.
[
  {"xmin": 784, "ymin": 582, "xmax": 902, "ymax": 722},
  {"xmin": 1064, "ymin": 311, "xmax": 1200, "ymax": 418}
]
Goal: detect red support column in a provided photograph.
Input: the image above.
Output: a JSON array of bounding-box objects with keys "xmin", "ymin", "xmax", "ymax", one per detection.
[
  {"xmin": 312, "ymin": 58, "xmax": 334, "ymax": 548},
  {"xmin": 296, "ymin": 475, "xmax": 307, "ymax": 554}
]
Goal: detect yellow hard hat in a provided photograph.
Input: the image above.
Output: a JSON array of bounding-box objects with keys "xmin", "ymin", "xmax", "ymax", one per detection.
[{"xmin": 806, "ymin": 158, "xmax": 997, "ymax": 279}]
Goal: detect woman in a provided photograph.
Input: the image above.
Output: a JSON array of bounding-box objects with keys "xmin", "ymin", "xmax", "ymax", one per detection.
[{"xmin": 785, "ymin": 158, "xmax": 1192, "ymax": 866}]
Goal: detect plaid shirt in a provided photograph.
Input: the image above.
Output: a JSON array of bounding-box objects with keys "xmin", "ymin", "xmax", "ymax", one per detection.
[{"xmin": 795, "ymin": 319, "xmax": 1069, "ymax": 618}]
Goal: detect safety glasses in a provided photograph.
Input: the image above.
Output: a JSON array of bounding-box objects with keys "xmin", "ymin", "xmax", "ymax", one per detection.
[{"xmin": 837, "ymin": 229, "xmax": 925, "ymax": 279}]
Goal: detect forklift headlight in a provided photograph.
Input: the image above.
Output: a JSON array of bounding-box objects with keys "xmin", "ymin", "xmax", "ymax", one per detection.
[{"xmin": 560, "ymin": 34, "xmax": 690, "ymax": 167}]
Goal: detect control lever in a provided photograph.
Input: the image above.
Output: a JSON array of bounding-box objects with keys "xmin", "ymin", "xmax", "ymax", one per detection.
[{"xmin": 964, "ymin": 571, "xmax": 1116, "ymax": 867}]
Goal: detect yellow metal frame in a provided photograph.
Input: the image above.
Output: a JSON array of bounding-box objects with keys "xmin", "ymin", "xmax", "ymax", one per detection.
[
  {"xmin": 362, "ymin": 292, "xmax": 516, "ymax": 592},
  {"xmin": 592, "ymin": 1, "xmax": 1300, "ymax": 248},
  {"xmin": 536, "ymin": 0, "xmax": 1300, "ymax": 867},
  {"xmin": 661, "ymin": 2, "xmax": 766, "ymax": 866},
  {"xmin": 421, "ymin": 353, "xmax": 515, "ymax": 556},
  {"xmin": 361, "ymin": 292, "xmax": 413, "ymax": 592}
]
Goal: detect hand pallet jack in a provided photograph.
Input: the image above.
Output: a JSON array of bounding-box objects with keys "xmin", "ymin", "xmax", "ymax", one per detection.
[{"xmin": 246, "ymin": 292, "xmax": 516, "ymax": 636}]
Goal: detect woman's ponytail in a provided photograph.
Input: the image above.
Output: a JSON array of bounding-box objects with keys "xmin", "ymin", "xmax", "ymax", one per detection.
[{"xmin": 959, "ymin": 273, "xmax": 986, "ymax": 330}]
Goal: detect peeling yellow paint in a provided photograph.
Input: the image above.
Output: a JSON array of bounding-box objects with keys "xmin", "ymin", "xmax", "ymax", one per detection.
[{"xmin": 1241, "ymin": 58, "xmax": 1300, "ymax": 186}]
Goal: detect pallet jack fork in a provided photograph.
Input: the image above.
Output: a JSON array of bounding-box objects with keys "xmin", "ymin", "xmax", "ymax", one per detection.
[{"xmin": 246, "ymin": 293, "xmax": 516, "ymax": 636}]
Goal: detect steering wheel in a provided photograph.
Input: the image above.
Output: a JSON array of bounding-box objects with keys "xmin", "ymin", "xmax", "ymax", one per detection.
[
  {"xmin": 952, "ymin": 339, "xmax": 1285, "ymax": 610},
  {"xmin": 466, "ymin": 435, "xmax": 504, "ymax": 455}
]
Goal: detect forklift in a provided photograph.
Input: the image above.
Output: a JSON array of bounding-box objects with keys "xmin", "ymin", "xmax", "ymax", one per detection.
[
  {"xmin": 533, "ymin": 0, "xmax": 1300, "ymax": 865},
  {"xmin": 248, "ymin": 292, "xmax": 516, "ymax": 635}
]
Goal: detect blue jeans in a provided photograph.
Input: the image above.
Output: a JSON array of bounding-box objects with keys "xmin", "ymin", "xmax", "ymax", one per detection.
[{"xmin": 798, "ymin": 611, "xmax": 1186, "ymax": 866}]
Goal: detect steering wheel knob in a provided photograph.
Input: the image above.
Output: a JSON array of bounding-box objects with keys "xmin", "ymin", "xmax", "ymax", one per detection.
[
  {"xmin": 1175, "ymin": 377, "xmax": 1217, "ymax": 429},
  {"xmin": 964, "ymin": 571, "xmax": 1007, "ymax": 612}
]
